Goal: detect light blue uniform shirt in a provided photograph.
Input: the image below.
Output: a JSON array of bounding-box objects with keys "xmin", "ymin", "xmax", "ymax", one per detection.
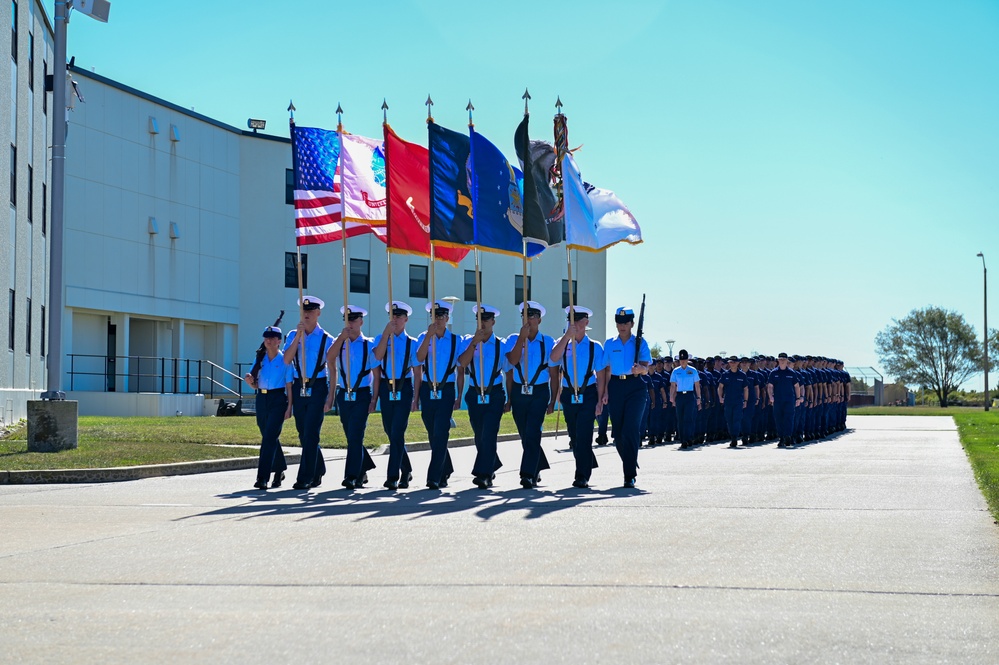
[
  {"xmin": 604, "ymin": 336, "xmax": 652, "ymax": 376},
  {"xmin": 284, "ymin": 326, "xmax": 335, "ymax": 380},
  {"xmin": 255, "ymin": 353, "xmax": 294, "ymax": 391},
  {"xmin": 417, "ymin": 331, "xmax": 462, "ymax": 385},
  {"xmin": 373, "ymin": 331, "xmax": 420, "ymax": 381},
  {"xmin": 506, "ymin": 332, "xmax": 555, "ymax": 386},
  {"xmin": 459, "ymin": 334, "xmax": 510, "ymax": 388},
  {"xmin": 335, "ymin": 334, "xmax": 377, "ymax": 390},
  {"xmin": 670, "ymin": 365, "xmax": 700, "ymax": 392},
  {"xmin": 553, "ymin": 337, "xmax": 608, "ymax": 389}
]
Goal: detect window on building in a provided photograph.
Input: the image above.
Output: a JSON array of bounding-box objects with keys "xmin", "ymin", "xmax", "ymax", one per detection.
[
  {"xmin": 409, "ymin": 264, "xmax": 428, "ymax": 299},
  {"xmin": 285, "ymin": 168, "xmax": 295, "ymax": 205},
  {"xmin": 284, "ymin": 251, "xmax": 306, "ymax": 289},
  {"xmin": 10, "ymin": 1, "xmax": 16, "ymax": 62},
  {"xmin": 40, "ymin": 182, "xmax": 45, "ymax": 234},
  {"xmin": 463, "ymin": 270, "xmax": 476, "ymax": 302},
  {"xmin": 26, "ymin": 164, "xmax": 31, "ymax": 222},
  {"xmin": 562, "ymin": 279, "xmax": 578, "ymax": 309},
  {"xmin": 514, "ymin": 275, "xmax": 532, "ymax": 304},
  {"xmin": 40, "ymin": 304, "xmax": 44, "ymax": 356},
  {"xmin": 26, "ymin": 31, "xmax": 32, "ymax": 90},
  {"xmin": 8, "ymin": 289, "xmax": 14, "ymax": 351},
  {"xmin": 9, "ymin": 144, "xmax": 14, "ymax": 206},
  {"xmin": 25, "ymin": 297, "xmax": 30, "ymax": 355},
  {"xmin": 349, "ymin": 258, "xmax": 370, "ymax": 293}
]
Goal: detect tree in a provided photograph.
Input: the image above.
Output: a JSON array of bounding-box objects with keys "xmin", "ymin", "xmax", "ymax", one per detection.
[
  {"xmin": 649, "ymin": 343, "xmax": 662, "ymax": 359},
  {"xmin": 875, "ymin": 306, "xmax": 983, "ymax": 408}
]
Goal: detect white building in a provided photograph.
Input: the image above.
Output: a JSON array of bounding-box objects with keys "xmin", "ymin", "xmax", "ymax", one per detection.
[{"xmin": 2, "ymin": 46, "xmax": 607, "ymax": 419}]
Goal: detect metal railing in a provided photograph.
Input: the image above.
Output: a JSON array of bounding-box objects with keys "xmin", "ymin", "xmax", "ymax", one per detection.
[{"xmin": 66, "ymin": 354, "xmax": 245, "ymax": 398}]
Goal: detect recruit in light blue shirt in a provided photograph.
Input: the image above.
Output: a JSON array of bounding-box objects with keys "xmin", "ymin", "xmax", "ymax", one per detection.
[
  {"xmin": 373, "ymin": 331, "xmax": 420, "ymax": 381},
  {"xmin": 283, "ymin": 326, "xmax": 335, "ymax": 380},
  {"xmin": 335, "ymin": 335, "xmax": 377, "ymax": 390},
  {"xmin": 459, "ymin": 334, "xmax": 510, "ymax": 388},
  {"xmin": 506, "ymin": 332, "xmax": 555, "ymax": 386},
  {"xmin": 604, "ymin": 336, "xmax": 652, "ymax": 376},
  {"xmin": 670, "ymin": 365, "xmax": 700, "ymax": 392},
  {"xmin": 417, "ymin": 331, "xmax": 462, "ymax": 385},
  {"xmin": 254, "ymin": 353, "xmax": 295, "ymax": 391},
  {"xmin": 553, "ymin": 337, "xmax": 608, "ymax": 389}
]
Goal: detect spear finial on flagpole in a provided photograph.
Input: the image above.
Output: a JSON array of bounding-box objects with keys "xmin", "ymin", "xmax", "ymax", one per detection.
[
  {"xmin": 336, "ymin": 103, "xmax": 343, "ymax": 132},
  {"xmin": 523, "ymin": 88, "xmax": 531, "ymax": 116},
  {"xmin": 382, "ymin": 98, "xmax": 389, "ymax": 124},
  {"xmin": 287, "ymin": 100, "xmax": 296, "ymax": 121},
  {"xmin": 426, "ymin": 94, "xmax": 434, "ymax": 123},
  {"xmin": 555, "ymin": 96, "xmax": 563, "ymax": 114},
  {"xmin": 466, "ymin": 99, "xmax": 475, "ymax": 128}
]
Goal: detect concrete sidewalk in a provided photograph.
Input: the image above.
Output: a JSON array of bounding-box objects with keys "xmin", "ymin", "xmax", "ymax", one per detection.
[{"xmin": 1, "ymin": 416, "xmax": 996, "ymax": 664}]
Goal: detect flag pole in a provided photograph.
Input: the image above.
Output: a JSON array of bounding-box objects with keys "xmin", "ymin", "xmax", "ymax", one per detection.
[
  {"xmin": 337, "ymin": 103, "xmax": 352, "ymax": 398},
  {"xmin": 383, "ymin": 99, "xmax": 397, "ymax": 395},
  {"xmin": 554, "ymin": 97, "xmax": 578, "ymax": 397},
  {"xmin": 289, "ymin": 102, "xmax": 308, "ymax": 398},
  {"xmin": 426, "ymin": 95, "xmax": 438, "ymax": 394},
  {"xmin": 521, "ymin": 89, "xmax": 531, "ymax": 383},
  {"xmin": 468, "ymin": 99, "xmax": 485, "ymax": 401}
]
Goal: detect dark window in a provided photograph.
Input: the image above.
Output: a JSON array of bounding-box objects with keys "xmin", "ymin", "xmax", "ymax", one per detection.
[
  {"xmin": 562, "ymin": 279, "xmax": 578, "ymax": 309},
  {"xmin": 26, "ymin": 164, "xmax": 31, "ymax": 222},
  {"xmin": 514, "ymin": 275, "xmax": 532, "ymax": 304},
  {"xmin": 284, "ymin": 251, "xmax": 306, "ymax": 289},
  {"xmin": 9, "ymin": 145, "xmax": 15, "ymax": 206},
  {"xmin": 40, "ymin": 304, "xmax": 44, "ymax": 356},
  {"xmin": 25, "ymin": 297, "xmax": 30, "ymax": 354},
  {"xmin": 41, "ymin": 182, "xmax": 45, "ymax": 234},
  {"xmin": 409, "ymin": 264, "xmax": 428, "ymax": 299},
  {"xmin": 349, "ymin": 258, "xmax": 370, "ymax": 293},
  {"xmin": 463, "ymin": 270, "xmax": 476, "ymax": 302},
  {"xmin": 285, "ymin": 169, "xmax": 295, "ymax": 205},
  {"xmin": 27, "ymin": 31, "xmax": 32, "ymax": 90},
  {"xmin": 8, "ymin": 289, "xmax": 14, "ymax": 351},
  {"xmin": 10, "ymin": 1, "xmax": 16, "ymax": 61}
]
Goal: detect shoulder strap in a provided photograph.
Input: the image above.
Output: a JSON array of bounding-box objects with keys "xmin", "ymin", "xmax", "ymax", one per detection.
[{"xmin": 307, "ymin": 333, "xmax": 328, "ymax": 384}]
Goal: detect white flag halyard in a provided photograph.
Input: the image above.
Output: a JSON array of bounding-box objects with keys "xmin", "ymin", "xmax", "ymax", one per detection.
[{"xmin": 562, "ymin": 153, "xmax": 641, "ymax": 252}]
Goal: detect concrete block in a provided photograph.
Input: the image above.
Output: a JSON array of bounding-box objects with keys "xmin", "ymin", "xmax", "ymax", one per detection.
[{"xmin": 26, "ymin": 401, "xmax": 79, "ymax": 452}]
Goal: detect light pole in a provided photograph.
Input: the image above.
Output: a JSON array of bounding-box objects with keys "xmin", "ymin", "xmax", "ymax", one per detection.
[
  {"xmin": 665, "ymin": 339, "xmax": 675, "ymax": 358},
  {"xmin": 978, "ymin": 252, "xmax": 989, "ymax": 411},
  {"xmin": 442, "ymin": 296, "xmax": 460, "ymax": 334}
]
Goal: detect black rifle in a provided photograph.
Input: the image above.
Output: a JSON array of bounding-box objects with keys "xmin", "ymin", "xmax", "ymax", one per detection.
[
  {"xmin": 634, "ymin": 294, "xmax": 646, "ymax": 365},
  {"xmin": 249, "ymin": 310, "xmax": 285, "ymax": 381}
]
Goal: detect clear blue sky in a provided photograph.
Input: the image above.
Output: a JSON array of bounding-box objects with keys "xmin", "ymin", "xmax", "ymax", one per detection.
[{"xmin": 64, "ymin": 0, "xmax": 999, "ymax": 388}]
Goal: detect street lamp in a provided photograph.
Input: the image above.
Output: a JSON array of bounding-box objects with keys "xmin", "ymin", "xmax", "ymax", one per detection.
[
  {"xmin": 665, "ymin": 339, "xmax": 675, "ymax": 358},
  {"xmin": 978, "ymin": 252, "xmax": 989, "ymax": 411},
  {"xmin": 442, "ymin": 296, "xmax": 460, "ymax": 334}
]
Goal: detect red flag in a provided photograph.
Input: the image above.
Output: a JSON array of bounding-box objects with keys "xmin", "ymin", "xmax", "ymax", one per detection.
[{"xmin": 384, "ymin": 125, "xmax": 469, "ymax": 266}]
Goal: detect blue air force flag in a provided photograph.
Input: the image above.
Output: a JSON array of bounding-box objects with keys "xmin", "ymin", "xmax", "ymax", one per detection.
[{"xmin": 562, "ymin": 153, "xmax": 642, "ymax": 252}]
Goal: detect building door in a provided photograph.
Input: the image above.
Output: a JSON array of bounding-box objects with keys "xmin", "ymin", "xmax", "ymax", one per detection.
[{"xmin": 106, "ymin": 323, "xmax": 117, "ymax": 392}]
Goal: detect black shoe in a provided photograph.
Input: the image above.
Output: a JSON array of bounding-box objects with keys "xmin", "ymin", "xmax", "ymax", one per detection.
[
  {"xmin": 271, "ymin": 471, "xmax": 285, "ymax": 488},
  {"xmin": 572, "ymin": 479, "xmax": 589, "ymax": 489},
  {"xmin": 399, "ymin": 473, "xmax": 412, "ymax": 489},
  {"xmin": 311, "ymin": 476, "xmax": 322, "ymax": 488},
  {"xmin": 473, "ymin": 476, "xmax": 489, "ymax": 489},
  {"xmin": 623, "ymin": 477, "xmax": 636, "ymax": 489},
  {"xmin": 596, "ymin": 435, "xmax": 608, "ymax": 446},
  {"xmin": 383, "ymin": 479, "xmax": 399, "ymax": 491},
  {"xmin": 729, "ymin": 440, "xmax": 738, "ymax": 448},
  {"xmin": 253, "ymin": 480, "xmax": 268, "ymax": 490},
  {"xmin": 341, "ymin": 478, "xmax": 355, "ymax": 490},
  {"xmin": 426, "ymin": 480, "xmax": 440, "ymax": 490},
  {"xmin": 520, "ymin": 477, "xmax": 534, "ymax": 489},
  {"xmin": 292, "ymin": 482, "xmax": 310, "ymax": 490},
  {"xmin": 439, "ymin": 477, "xmax": 449, "ymax": 488},
  {"xmin": 362, "ymin": 473, "xmax": 369, "ymax": 484}
]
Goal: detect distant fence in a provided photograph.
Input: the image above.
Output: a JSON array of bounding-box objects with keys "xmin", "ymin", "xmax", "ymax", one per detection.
[{"xmin": 847, "ymin": 366, "xmax": 883, "ymax": 407}]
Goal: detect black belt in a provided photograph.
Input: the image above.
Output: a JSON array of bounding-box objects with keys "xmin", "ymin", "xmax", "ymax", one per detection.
[
  {"xmin": 612, "ymin": 374, "xmax": 637, "ymax": 380},
  {"xmin": 384, "ymin": 378, "xmax": 413, "ymax": 388},
  {"xmin": 512, "ymin": 382, "xmax": 548, "ymax": 388},
  {"xmin": 677, "ymin": 390, "xmax": 694, "ymax": 394}
]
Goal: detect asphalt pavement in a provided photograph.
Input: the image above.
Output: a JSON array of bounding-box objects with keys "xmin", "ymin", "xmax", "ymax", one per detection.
[{"xmin": 1, "ymin": 415, "xmax": 997, "ymax": 664}]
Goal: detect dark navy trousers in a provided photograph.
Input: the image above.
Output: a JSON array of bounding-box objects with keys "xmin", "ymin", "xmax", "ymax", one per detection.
[
  {"xmin": 292, "ymin": 378, "xmax": 328, "ymax": 485},
  {"xmin": 723, "ymin": 400, "xmax": 744, "ymax": 442},
  {"xmin": 255, "ymin": 389, "xmax": 289, "ymax": 482},
  {"xmin": 511, "ymin": 384, "xmax": 551, "ymax": 481},
  {"xmin": 337, "ymin": 386, "xmax": 377, "ymax": 483},
  {"xmin": 379, "ymin": 380, "xmax": 414, "ymax": 483},
  {"xmin": 608, "ymin": 377, "xmax": 647, "ymax": 480},
  {"xmin": 419, "ymin": 382, "xmax": 456, "ymax": 485},
  {"xmin": 675, "ymin": 392, "xmax": 696, "ymax": 444},
  {"xmin": 561, "ymin": 385, "xmax": 599, "ymax": 481},
  {"xmin": 774, "ymin": 399, "xmax": 795, "ymax": 439},
  {"xmin": 466, "ymin": 384, "xmax": 505, "ymax": 479}
]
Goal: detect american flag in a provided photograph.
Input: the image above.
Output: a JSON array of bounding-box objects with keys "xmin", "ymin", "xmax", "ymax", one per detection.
[{"xmin": 292, "ymin": 125, "xmax": 386, "ymax": 246}]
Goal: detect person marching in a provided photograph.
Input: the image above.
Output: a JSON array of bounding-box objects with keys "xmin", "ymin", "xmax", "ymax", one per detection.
[
  {"xmin": 457, "ymin": 304, "xmax": 509, "ymax": 489},
  {"xmin": 373, "ymin": 301, "xmax": 420, "ymax": 491},
  {"xmin": 506, "ymin": 300, "xmax": 557, "ymax": 489},
  {"xmin": 244, "ymin": 324, "xmax": 293, "ymax": 490},
  {"xmin": 282, "ymin": 295, "xmax": 333, "ymax": 490},
  {"xmin": 550, "ymin": 306, "xmax": 608, "ymax": 488},
  {"xmin": 604, "ymin": 306, "xmax": 651, "ymax": 488},
  {"xmin": 326, "ymin": 305, "xmax": 379, "ymax": 490},
  {"xmin": 416, "ymin": 299, "xmax": 463, "ymax": 490},
  {"xmin": 669, "ymin": 350, "xmax": 701, "ymax": 449},
  {"xmin": 717, "ymin": 355, "xmax": 749, "ymax": 448},
  {"xmin": 767, "ymin": 352, "xmax": 802, "ymax": 448}
]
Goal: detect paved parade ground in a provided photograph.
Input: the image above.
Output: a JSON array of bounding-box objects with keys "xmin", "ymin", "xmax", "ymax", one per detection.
[{"xmin": 2, "ymin": 415, "xmax": 997, "ymax": 664}]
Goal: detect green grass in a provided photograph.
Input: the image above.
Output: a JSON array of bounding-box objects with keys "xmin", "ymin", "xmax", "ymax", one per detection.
[
  {"xmin": 0, "ymin": 411, "xmax": 566, "ymax": 471},
  {"xmin": 952, "ymin": 412, "xmax": 999, "ymax": 523},
  {"xmin": 849, "ymin": 406, "xmax": 983, "ymax": 416}
]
